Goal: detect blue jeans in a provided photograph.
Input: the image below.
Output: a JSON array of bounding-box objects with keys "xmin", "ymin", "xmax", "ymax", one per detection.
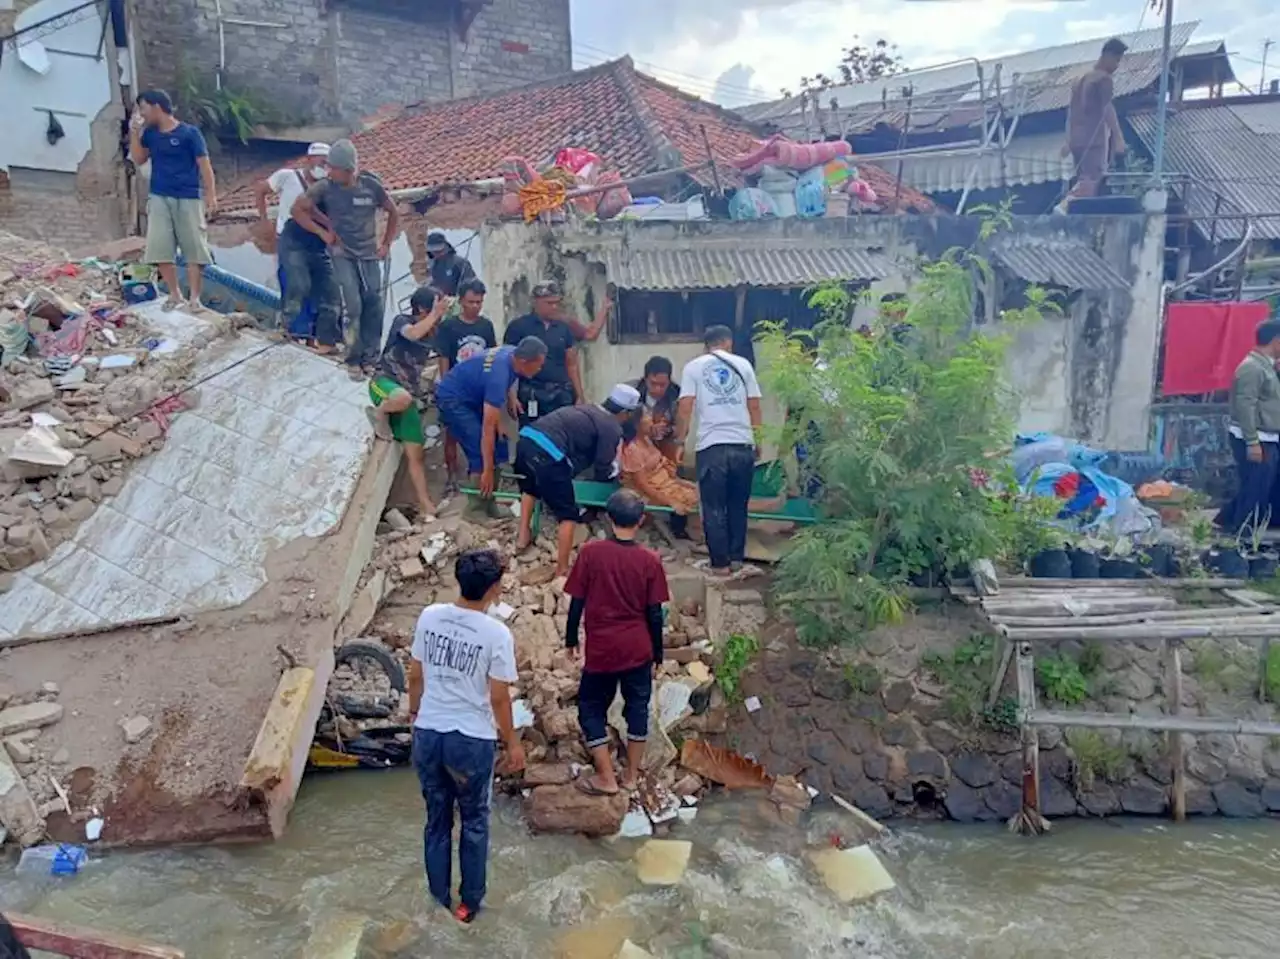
[
  {"xmin": 333, "ymin": 255, "xmax": 384, "ymax": 368},
  {"xmin": 436, "ymin": 397, "xmax": 507, "ymax": 475},
  {"xmin": 277, "ymin": 229, "xmax": 339, "ymax": 346},
  {"xmin": 412, "ymin": 727, "xmax": 497, "ymax": 912}
]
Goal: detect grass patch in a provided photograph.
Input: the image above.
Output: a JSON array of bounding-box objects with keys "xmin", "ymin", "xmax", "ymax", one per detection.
[
  {"xmin": 921, "ymin": 633, "xmax": 1014, "ymax": 732},
  {"xmin": 1266, "ymin": 645, "xmax": 1280, "ymax": 704},
  {"xmin": 714, "ymin": 633, "xmax": 760, "ymax": 705},
  {"xmin": 843, "ymin": 662, "xmax": 882, "ymax": 699},
  {"xmin": 1065, "ymin": 729, "xmax": 1128, "ymax": 790}
]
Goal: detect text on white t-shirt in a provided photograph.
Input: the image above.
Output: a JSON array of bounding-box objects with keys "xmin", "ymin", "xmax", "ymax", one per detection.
[
  {"xmin": 410, "ymin": 603, "xmax": 518, "ymax": 740},
  {"xmin": 678, "ymin": 350, "xmax": 762, "ymax": 451},
  {"xmin": 268, "ymin": 168, "xmax": 308, "ymax": 235}
]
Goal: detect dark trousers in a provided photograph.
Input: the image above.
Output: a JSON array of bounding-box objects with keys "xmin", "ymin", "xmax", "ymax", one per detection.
[
  {"xmin": 516, "ymin": 379, "xmax": 575, "ymax": 428},
  {"xmin": 412, "ymin": 727, "xmax": 496, "ymax": 912},
  {"xmin": 578, "ymin": 664, "xmax": 652, "ymax": 749},
  {"xmin": 278, "ymin": 231, "xmax": 339, "ymax": 346},
  {"xmin": 697, "ymin": 443, "xmax": 755, "ymax": 569},
  {"xmin": 334, "ymin": 255, "xmax": 385, "ymax": 367},
  {"xmin": 1221, "ymin": 436, "xmax": 1279, "ymax": 532}
]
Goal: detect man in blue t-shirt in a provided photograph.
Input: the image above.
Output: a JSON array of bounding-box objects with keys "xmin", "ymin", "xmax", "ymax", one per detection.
[
  {"xmin": 435, "ymin": 337, "xmax": 547, "ymax": 496},
  {"xmin": 128, "ymin": 89, "xmax": 216, "ymax": 312}
]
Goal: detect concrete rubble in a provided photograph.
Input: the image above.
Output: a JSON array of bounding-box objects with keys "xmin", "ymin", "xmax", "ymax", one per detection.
[
  {"xmin": 0, "ymin": 230, "xmax": 243, "ymax": 579},
  {"xmin": 0, "ymin": 682, "xmax": 76, "ymax": 846}
]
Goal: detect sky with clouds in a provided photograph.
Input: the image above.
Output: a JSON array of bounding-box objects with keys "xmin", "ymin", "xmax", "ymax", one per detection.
[{"xmin": 570, "ymin": 0, "xmax": 1280, "ymax": 107}]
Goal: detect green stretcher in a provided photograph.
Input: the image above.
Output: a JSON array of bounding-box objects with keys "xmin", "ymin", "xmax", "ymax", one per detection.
[{"xmin": 461, "ymin": 462, "xmax": 818, "ymax": 532}]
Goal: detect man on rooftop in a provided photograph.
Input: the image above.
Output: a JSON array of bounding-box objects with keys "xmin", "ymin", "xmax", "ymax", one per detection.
[{"xmin": 1063, "ymin": 37, "xmax": 1128, "ymax": 201}]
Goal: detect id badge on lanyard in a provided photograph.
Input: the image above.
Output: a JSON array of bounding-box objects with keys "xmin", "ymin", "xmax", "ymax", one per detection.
[{"xmin": 527, "ymin": 398, "xmax": 539, "ymax": 418}]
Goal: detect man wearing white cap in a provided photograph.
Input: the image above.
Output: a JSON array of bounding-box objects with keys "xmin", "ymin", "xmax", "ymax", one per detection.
[
  {"xmin": 256, "ymin": 143, "xmax": 341, "ymax": 347},
  {"xmin": 514, "ymin": 383, "xmax": 641, "ymax": 576}
]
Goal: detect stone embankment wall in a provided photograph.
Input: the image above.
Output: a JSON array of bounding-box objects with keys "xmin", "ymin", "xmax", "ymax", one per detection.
[{"xmin": 723, "ymin": 604, "xmax": 1280, "ymax": 822}]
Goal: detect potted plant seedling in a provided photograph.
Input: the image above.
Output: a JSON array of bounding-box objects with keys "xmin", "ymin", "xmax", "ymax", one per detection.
[
  {"xmin": 1067, "ymin": 533, "xmax": 1103, "ymax": 579},
  {"xmin": 1098, "ymin": 536, "xmax": 1143, "ymax": 579},
  {"xmin": 1240, "ymin": 506, "xmax": 1277, "ymax": 580}
]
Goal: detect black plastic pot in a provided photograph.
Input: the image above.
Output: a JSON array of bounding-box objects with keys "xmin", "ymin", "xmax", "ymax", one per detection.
[
  {"xmin": 1248, "ymin": 554, "xmax": 1277, "ymax": 580},
  {"xmin": 1029, "ymin": 548, "xmax": 1072, "ymax": 578},
  {"xmin": 1142, "ymin": 544, "xmax": 1177, "ymax": 578},
  {"xmin": 1099, "ymin": 558, "xmax": 1142, "ymax": 579},
  {"xmin": 1204, "ymin": 548, "xmax": 1250, "ymax": 578},
  {"xmin": 1068, "ymin": 548, "xmax": 1101, "ymax": 579}
]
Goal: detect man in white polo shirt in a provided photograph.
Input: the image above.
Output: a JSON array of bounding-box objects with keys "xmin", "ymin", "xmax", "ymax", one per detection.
[
  {"xmin": 674, "ymin": 324, "xmax": 763, "ymax": 576},
  {"xmin": 253, "ymin": 142, "xmax": 330, "ymax": 342}
]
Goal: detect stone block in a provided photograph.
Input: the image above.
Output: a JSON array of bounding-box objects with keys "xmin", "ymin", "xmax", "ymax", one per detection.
[
  {"xmin": 808, "ymin": 845, "xmax": 895, "ymax": 903},
  {"xmin": 0, "ymin": 701, "xmax": 63, "ymax": 736},
  {"xmin": 0, "ymin": 743, "xmax": 44, "ymax": 846},
  {"xmin": 527, "ymin": 785, "xmax": 627, "ymax": 837},
  {"xmin": 635, "ymin": 839, "xmax": 692, "ymax": 886}
]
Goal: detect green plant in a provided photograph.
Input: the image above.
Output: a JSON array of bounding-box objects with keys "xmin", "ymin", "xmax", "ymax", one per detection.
[
  {"xmin": 714, "ymin": 633, "xmax": 760, "ymax": 705},
  {"xmin": 1236, "ymin": 505, "xmax": 1272, "ymax": 555},
  {"xmin": 843, "ymin": 661, "xmax": 882, "ymax": 698},
  {"xmin": 1066, "ymin": 729, "xmax": 1128, "ymax": 790},
  {"xmin": 1189, "ymin": 517, "xmax": 1214, "ymax": 549},
  {"xmin": 983, "ymin": 695, "xmax": 1020, "ymax": 734},
  {"xmin": 1078, "ymin": 641, "xmax": 1104, "ymax": 677},
  {"xmin": 175, "ymin": 63, "xmax": 274, "ymax": 144},
  {"xmin": 922, "ymin": 634, "xmax": 1003, "ymax": 730},
  {"xmin": 1189, "ymin": 643, "xmax": 1228, "ymax": 688},
  {"xmin": 1036, "ymin": 654, "xmax": 1088, "ymax": 705},
  {"xmin": 1266, "ymin": 644, "xmax": 1280, "ymax": 704},
  {"xmin": 759, "ymin": 225, "xmax": 1056, "ymax": 644}
]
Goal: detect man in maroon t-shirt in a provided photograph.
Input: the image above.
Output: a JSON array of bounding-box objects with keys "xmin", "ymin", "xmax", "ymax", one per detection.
[{"xmin": 564, "ymin": 489, "xmax": 669, "ymax": 795}]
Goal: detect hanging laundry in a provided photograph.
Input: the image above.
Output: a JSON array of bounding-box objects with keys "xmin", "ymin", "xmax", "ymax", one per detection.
[{"xmin": 1161, "ymin": 301, "xmax": 1270, "ymax": 396}]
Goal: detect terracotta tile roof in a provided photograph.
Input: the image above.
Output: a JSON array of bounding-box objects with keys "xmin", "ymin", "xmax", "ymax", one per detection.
[{"xmin": 220, "ymin": 58, "xmax": 935, "ymax": 215}]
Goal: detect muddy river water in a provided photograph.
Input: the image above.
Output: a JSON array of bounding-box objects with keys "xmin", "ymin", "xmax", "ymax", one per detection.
[{"xmin": 3, "ymin": 770, "xmax": 1278, "ymax": 958}]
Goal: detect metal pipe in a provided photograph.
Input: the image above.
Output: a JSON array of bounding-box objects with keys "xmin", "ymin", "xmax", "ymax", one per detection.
[
  {"xmin": 213, "ymin": 0, "xmax": 225, "ymax": 90},
  {"xmin": 1169, "ymin": 217, "xmax": 1254, "ymax": 295},
  {"xmin": 1152, "ymin": 0, "xmax": 1176, "ymax": 176}
]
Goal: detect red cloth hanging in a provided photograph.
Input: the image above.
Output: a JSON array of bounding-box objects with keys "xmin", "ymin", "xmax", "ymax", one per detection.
[{"xmin": 1161, "ymin": 301, "xmax": 1271, "ymax": 396}]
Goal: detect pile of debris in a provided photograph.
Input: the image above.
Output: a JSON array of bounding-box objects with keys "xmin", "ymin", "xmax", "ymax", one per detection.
[
  {"xmin": 0, "ymin": 678, "xmax": 147, "ymax": 847},
  {"xmin": 0, "ymin": 231, "xmax": 238, "ymax": 577},
  {"xmin": 323, "ymin": 503, "xmax": 813, "ymax": 840}
]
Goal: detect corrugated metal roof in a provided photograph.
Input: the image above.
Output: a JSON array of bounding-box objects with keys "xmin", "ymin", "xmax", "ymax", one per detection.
[
  {"xmin": 992, "ymin": 240, "xmax": 1130, "ymax": 291},
  {"xmin": 562, "ymin": 242, "xmax": 894, "ymax": 290},
  {"xmin": 1128, "ymin": 102, "xmax": 1280, "ymax": 241},
  {"xmin": 744, "ymin": 23, "xmax": 1205, "ymax": 138},
  {"xmin": 865, "ymin": 131, "xmax": 1070, "ymax": 194}
]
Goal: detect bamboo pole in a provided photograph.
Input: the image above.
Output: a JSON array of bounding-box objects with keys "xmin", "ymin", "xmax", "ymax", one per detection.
[
  {"xmin": 1012, "ymin": 642, "xmax": 1049, "ymax": 835},
  {"xmin": 1004, "ymin": 620, "xmax": 1280, "ymax": 643},
  {"xmin": 995, "ymin": 606, "xmax": 1278, "ymax": 628},
  {"xmin": 1024, "ymin": 709, "xmax": 1280, "ymax": 736},
  {"xmin": 982, "ymin": 598, "xmax": 1178, "ymax": 619},
  {"xmin": 987, "ymin": 637, "xmax": 1014, "ymax": 708},
  {"xmin": 1167, "ymin": 640, "xmax": 1187, "ymax": 822}
]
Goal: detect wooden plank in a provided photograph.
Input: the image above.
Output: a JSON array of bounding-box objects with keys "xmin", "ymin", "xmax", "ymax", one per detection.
[
  {"xmin": 1024, "ymin": 709, "xmax": 1280, "ymax": 736},
  {"xmin": 1005, "ymin": 619, "xmax": 1280, "ymax": 643},
  {"xmin": 1015, "ymin": 643, "xmax": 1040, "ymax": 814},
  {"xmin": 1222, "ymin": 588, "xmax": 1266, "ymax": 609},
  {"xmin": 8, "ymin": 912, "xmax": 184, "ymax": 958},
  {"xmin": 987, "ymin": 637, "xmax": 1014, "ymax": 709},
  {"xmin": 983, "ymin": 598, "xmax": 1178, "ymax": 619},
  {"xmin": 961, "ymin": 577, "xmax": 1246, "ymax": 590},
  {"xmin": 1167, "ymin": 641, "xmax": 1186, "ymax": 822},
  {"xmin": 995, "ymin": 606, "xmax": 1277, "ymax": 628},
  {"xmin": 830, "ymin": 792, "xmax": 888, "ymax": 836}
]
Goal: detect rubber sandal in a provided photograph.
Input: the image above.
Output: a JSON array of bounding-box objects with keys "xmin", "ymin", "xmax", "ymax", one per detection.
[
  {"xmin": 452, "ymin": 904, "xmax": 477, "ymax": 925},
  {"xmin": 574, "ymin": 777, "xmax": 620, "ymax": 797}
]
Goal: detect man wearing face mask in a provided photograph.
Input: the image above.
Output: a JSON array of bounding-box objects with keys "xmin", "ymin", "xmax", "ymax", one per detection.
[{"xmin": 254, "ymin": 143, "xmax": 332, "ymax": 344}]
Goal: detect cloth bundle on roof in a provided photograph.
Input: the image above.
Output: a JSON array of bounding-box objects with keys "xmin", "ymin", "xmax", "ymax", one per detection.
[
  {"xmin": 1161, "ymin": 301, "xmax": 1270, "ymax": 396},
  {"xmin": 730, "ymin": 134, "xmax": 853, "ymax": 176},
  {"xmin": 519, "ymin": 178, "xmax": 568, "ymax": 222},
  {"xmin": 500, "ymin": 156, "xmax": 538, "ymax": 218}
]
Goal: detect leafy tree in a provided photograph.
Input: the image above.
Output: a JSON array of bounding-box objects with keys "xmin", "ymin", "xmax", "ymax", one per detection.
[
  {"xmin": 780, "ymin": 37, "xmax": 907, "ymax": 98},
  {"xmin": 758, "ymin": 243, "xmax": 1057, "ymax": 646}
]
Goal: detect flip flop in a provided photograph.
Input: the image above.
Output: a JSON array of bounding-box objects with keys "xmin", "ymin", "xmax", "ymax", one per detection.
[{"xmin": 574, "ymin": 777, "xmax": 620, "ymax": 797}]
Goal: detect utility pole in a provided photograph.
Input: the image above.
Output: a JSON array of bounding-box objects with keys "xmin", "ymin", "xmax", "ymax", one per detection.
[
  {"xmin": 1152, "ymin": 0, "xmax": 1175, "ymax": 178},
  {"xmin": 1261, "ymin": 39, "xmax": 1274, "ymax": 95}
]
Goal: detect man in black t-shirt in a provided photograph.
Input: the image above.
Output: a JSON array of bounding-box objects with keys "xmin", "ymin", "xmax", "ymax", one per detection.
[
  {"xmin": 427, "ymin": 231, "xmax": 477, "ymax": 297},
  {"xmin": 503, "ymin": 280, "xmax": 611, "ymax": 427},
  {"xmin": 435, "ymin": 278, "xmax": 497, "ymax": 490}
]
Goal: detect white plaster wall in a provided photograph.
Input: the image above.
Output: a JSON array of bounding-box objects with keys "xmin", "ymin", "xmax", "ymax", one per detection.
[{"xmin": 0, "ymin": 0, "xmax": 115, "ymax": 173}]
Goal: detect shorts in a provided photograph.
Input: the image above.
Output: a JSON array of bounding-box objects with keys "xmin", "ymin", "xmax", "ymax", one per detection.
[
  {"xmin": 515, "ymin": 437, "xmax": 580, "ymax": 522},
  {"xmin": 578, "ymin": 664, "xmax": 652, "ymax": 749},
  {"xmin": 437, "ymin": 397, "xmax": 507, "ymax": 474},
  {"xmin": 1070, "ymin": 144, "xmax": 1107, "ymax": 184},
  {"xmin": 369, "ymin": 377, "xmax": 424, "ymax": 445},
  {"xmin": 144, "ymin": 195, "xmax": 212, "ymax": 265}
]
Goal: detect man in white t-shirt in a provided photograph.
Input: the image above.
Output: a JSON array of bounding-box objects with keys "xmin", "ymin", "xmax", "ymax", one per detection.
[
  {"xmin": 253, "ymin": 142, "xmax": 331, "ymax": 342},
  {"xmin": 674, "ymin": 324, "xmax": 763, "ymax": 575},
  {"xmin": 408, "ymin": 548, "xmax": 524, "ymax": 925}
]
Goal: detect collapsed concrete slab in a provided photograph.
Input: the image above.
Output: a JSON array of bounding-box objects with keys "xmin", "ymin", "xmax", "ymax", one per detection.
[{"xmin": 0, "ymin": 329, "xmax": 401, "ymax": 846}]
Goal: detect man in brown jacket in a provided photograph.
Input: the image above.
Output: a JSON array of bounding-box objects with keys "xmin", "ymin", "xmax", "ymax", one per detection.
[{"xmin": 1221, "ymin": 320, "xmax": 1280, "ymax": 532}]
